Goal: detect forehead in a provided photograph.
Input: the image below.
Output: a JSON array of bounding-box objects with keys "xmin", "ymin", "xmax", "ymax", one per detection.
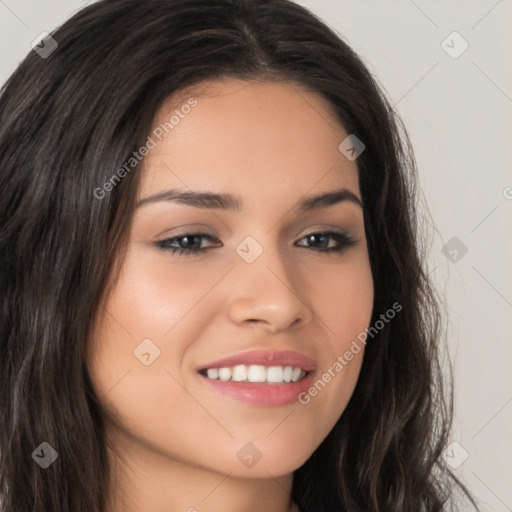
[{"xmin": 139, "ymin": 78, "xmax": 360, "ymax": 202}]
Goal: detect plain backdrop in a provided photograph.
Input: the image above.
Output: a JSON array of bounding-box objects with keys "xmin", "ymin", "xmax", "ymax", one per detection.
[{"xmin": 1, "ymin": 1, "xmax": 511, "ymax": 510}]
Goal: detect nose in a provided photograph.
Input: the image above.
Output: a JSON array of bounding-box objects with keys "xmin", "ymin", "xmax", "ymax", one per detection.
[{"xmin": 225, "ymin": 240, "xmax": 314, "ymax": 333}]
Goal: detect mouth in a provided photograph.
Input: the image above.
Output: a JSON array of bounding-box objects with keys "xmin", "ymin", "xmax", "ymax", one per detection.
[
  {"xmin": 199, "ymin": 365, "xmax": 310, "ymax": 384},
  {"xmin": 197, "ymin": 350, "xmax": 316, "ymax": 407}
]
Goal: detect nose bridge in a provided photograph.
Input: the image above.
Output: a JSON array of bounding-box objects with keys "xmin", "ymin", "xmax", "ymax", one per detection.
[
  {"xmin": 226, "ymin": 232, "xmax": 312, "ymax": 331},
  {"xmin": 238, "ymin": 231, "xmax": 293, "ymax": 284}
]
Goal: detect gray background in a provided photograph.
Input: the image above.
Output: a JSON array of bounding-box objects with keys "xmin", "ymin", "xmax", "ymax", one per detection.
[{"xmin": 1, "ymin": 0, "xmax": 511, "ymax": 510}]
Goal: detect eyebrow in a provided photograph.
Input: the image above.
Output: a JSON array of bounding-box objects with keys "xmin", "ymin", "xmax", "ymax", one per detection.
[{"xmin": 136, "ymin": 186, "xmax": 363, "ymax": 211}]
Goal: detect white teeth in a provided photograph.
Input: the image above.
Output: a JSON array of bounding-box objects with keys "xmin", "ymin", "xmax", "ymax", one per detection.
[
  {"xmin": 203, "ymin": 364, "xmax": 307, "ymax": 384},
  {"xmin": 247, "ymin": 365, "xmax": 267, "ymax": 382},
  {"xmin": 291, "ymin": 367, "xmax": 302, "ymax": 383},
  {"xmin": 267, "ymin": 366, "xmax": 284, "ymax": 383},
  {"xmin": 232, "ymin": 365, "xmax": 247, "ymax": 381},
  {"xmin": 206, "ymin": 368, "xmax": 219, "ymax": 380},
  {"xmin": 218, "ymin": 367, "xmax": 232, "ymax": 381}
]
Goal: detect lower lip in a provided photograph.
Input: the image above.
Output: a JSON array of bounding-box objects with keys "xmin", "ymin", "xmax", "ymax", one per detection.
[{"xmin": 199, "ymin": 371, "xmax": 316, "ymax": 407}]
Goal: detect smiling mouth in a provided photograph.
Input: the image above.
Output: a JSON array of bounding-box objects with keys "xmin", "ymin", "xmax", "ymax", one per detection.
[{"xmin": 198, "ymin": 365, "xmax": 310, "ymax": 384}]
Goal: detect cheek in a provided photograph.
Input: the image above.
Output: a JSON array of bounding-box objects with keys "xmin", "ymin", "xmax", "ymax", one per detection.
[
  {"xmin": 329, "ymin": 272, "xmax": 374, "ymax": 350},
  {"xmin": 90, "ymin": 250, "xmax": 231, "ymax": 365},
  {"xmin": 309, "ymin": 250, "xmax": 374, "ymax": 349},
  {"xmin": 111, "ymin": 252, "xmax": 226, "ymax": 335},
  {"xmin": 294, "ymin": 251, "xmax": 373, "ymax": 427},
  {"xmin": 85, "ymin": 260, "xmax": 219, "ymax": 465},
  {"xmin": 85, "ymin": 248, "xmax": 232, "ymax": 430}
]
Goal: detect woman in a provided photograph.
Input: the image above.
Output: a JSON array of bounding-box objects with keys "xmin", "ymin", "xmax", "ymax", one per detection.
[{"xmin": 0, "ymin": 0, "xmax": 478, "ymax": 511}]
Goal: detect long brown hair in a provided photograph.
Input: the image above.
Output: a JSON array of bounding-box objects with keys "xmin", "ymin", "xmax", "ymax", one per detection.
[{"xmin": 0, "ymin": 0, "xmax": 477, "ymax": 510}]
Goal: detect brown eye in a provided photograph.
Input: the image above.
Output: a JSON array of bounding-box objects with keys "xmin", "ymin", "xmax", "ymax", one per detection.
[
  {"xmin": 295, "ymin": 231, "xmax": 357, "ymax": 253},
  {"xmin": 155, "ymin": 233, "xmax": 221, "ymax": 256}
]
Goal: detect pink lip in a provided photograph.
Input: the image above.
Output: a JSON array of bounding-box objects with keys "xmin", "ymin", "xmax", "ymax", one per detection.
[
  {"xmin": 197, "ymin": 349, "xmax": 317, "ymax": 407},
  {"xmin": 198, "ymin": 349, "xmax": 317, "ymax": 372}
]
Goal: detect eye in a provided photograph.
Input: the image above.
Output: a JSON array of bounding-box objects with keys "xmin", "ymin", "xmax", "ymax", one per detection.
[
  {"xmin": 295, "ymin": 231, "xmax": 358, "ymax": 253},
  {"xmin": 154, "ymin": 230, "xmax": 357, "ymax": 257},
  {"xmin": 154, "ymin": 232, "xmax": 221, "ymax": 256}
]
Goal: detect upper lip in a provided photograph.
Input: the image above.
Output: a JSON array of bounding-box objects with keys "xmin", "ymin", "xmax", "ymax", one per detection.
[{"xmin": 198, "ymin": 349, "xmax": 317, "ymax": 372}]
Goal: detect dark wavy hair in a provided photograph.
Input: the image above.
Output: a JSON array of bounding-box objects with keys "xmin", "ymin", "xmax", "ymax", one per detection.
[{"xmin": 0, "ymin": 0, "xmax": 478, "ymax": 511}]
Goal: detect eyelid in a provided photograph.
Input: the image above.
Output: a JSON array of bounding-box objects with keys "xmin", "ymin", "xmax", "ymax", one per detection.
[{"xmin": 153, "ymin": 223, "xmax": 213, "ymax": 240}]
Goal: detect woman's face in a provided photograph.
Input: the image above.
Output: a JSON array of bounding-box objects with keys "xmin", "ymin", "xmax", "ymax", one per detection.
[{"xmin": 87, "ymin": 78, "xmax": 374, "ymax": 478}]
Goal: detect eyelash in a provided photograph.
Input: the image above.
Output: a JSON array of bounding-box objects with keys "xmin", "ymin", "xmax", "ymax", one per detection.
[{"xmin": 154, "ymin": 231, "xmax": 358, "ymax": 256}]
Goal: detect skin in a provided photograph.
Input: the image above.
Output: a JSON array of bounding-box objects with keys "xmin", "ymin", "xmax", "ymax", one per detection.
[{"xmin": 87, "ymin": 78, "xmax": 374, "ymax": 512}]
